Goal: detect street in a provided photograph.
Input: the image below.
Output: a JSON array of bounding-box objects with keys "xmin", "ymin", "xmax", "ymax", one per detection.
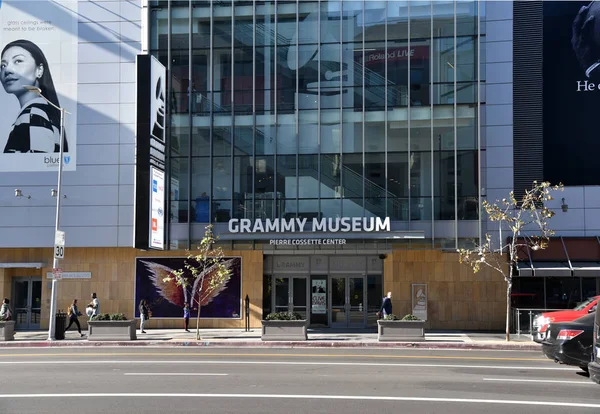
[{"xmin": 0, "ymin": 347, "xmax": 598, "ymax": 413}]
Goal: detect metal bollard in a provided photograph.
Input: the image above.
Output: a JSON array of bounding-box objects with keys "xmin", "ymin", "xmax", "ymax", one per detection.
[
  {"xmin": 245, "ymin": 294, "xmax": 250, "ymax": 332},
  {"xmin": 55, "ymin": 310, "xmax": 67, "ymax": 340},
  {"xmin": 516, "ymin": 310, "xmax": 521, "ymax": 336},
  {"xmin": 528, "ymin": 311, "xmax": 534, "ymax": 337}
]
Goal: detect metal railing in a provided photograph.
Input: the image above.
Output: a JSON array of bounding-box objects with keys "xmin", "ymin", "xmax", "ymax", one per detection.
[{"xmin": 512, "ymin": 307, "xmax": 564, "ymax": 337}]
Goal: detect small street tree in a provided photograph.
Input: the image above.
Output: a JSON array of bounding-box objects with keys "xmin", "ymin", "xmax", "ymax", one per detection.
[
  {"xmin": 164, "ymin": 224, "xmax": 233, "ymax": 340},
  {"xmin": 457, "ymin": 181, "xmax": 563, "ymax": 341}
]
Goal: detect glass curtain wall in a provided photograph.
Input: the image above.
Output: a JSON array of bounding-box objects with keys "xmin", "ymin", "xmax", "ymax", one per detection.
[{"xmin": 149, "ymin": 0, "xmax": 482, "ymax": 249}]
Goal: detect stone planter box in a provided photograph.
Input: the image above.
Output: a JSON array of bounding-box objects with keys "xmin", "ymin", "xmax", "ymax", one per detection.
[
  {"xmin": 261, "ymin": 320, "xmax": 307, "ymax": 341},
  {"xmin": 0, "ymin": 321, "xmax": 15, "ymax": 341},
  {"xmin": 88, "ymin": 320, "xmax": 137, "ymax": 341},
  {"xmin": 377, "ymin": 320, "xmax": 425, "ymax": 342}
]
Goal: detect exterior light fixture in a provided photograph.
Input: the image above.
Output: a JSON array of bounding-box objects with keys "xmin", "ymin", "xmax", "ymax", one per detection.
[
  {"xmin": 14, "ymin": 189, "xmax": 30, "ymax": 199},
  {"xmin": 561, "ymin": 198, "xmax": 568, "ymax": 212}
]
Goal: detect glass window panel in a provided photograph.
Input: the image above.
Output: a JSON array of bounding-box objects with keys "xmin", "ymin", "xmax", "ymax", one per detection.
[
  {"xmin": 277, "ymin": 155, "xmax": 297, "ymax": 199},
  {"xmin": 456, "ymin": 36, "xmax": 476, "ymax": 82},
  {"xmin": 363, "ymin": 1, "xmax": 386, "ymax": 42},
  {"xmin": 456, "ymin": 0, "xmax": 477, "ymax": 37},
  {"xmin": 388, "ymin": 152, "xmax": 409, "ymax": 198},
  {"xmin": 213, "ymin": 5, "xmax": 232, "ymax": 48},
  {"xmin": 277, "ymin": 114, "xmax": 297, "ymax": 154},
  {"xmin": 321, "ymin": 110, "xmax": 341, "ymax": 154},
  {"xmin": 234, "ymin": 122, "xmax": 254, "ymax": 156},
  {"xmin": 256, "ymin": 46, "xmax": 275, "ymax": 113},
  {"xmin": 298, "ymin": 2, "xmax": 319, "ymax": 45},
  {"xmin": 411, "ymin": 151, "xmax": 432, "ymax": 197},
  {"xmin": 212, "ymin": 200, "xmax": 232, "ymax": 223},
  {"xmin": 256, "ymin": 114, "xmax": 276, "ymax": 155},
  {"xmin": 171, "ymin": 124, "xmax": 189, "ymax": 157},
  {"xmin": 171, "ymin": 47, "xmax": 190, "ymax": 115},
  {"xmin": 150, "ymin": 8, "xmax": 168, "ymax": 51},
  {"xmin": 321, "ymin": 198, "xmax": 342, "ymax": 219},
  {"xmin": 342, "ymin": 109, "xmax": 362, "ymax": 153},
  {"xmin": 457, "ymin": 117, "xmax": 476, "ymax": 150},
  {"xmin": 280, "ymin": 198, "xmax": 298, "ymax": 220},
  {"xmin": 298, "ymin": 155, "xmax": 319, "ymax": 198},
  {"xmin": 213, "ymin": 156, "xmax": 232, "ymax": 199},
  {"xmin": 255, "ymin": 156, "xmax": 275, "ymax": 195},
  {"xmin": 432, "ymin": 37, "xmax": 454, "ymax": 83},
  {"xmin": 321, "ymin": 1, "xmax": 341, "ymax": 44},
  {"xmin": 298, "ymin": 199, "xmax": 319, "ymax": 220},
  {"xmin": 171, "ymin": 157, "xmax": 189, "ymax": 223},
  {"xmin": 386, "ymin": 39, "xmax": 409, "ymax": 108},
  {"xmin": 233, "ymin": 5, "xmax": 254, "ymax": 49},
  {"xmin": 365, "ymin": 153, "xmax": 386, "ymax": 197},
  {"xmin": 365, "ymin": 197, "xmax": 386, "ymax": 218},
  {"xmin": 410, "ymin": 39, "xmax": 431, "ymax": 106},
  {"xmin": 299, "ymin": 111, "xmax": 318, "ymax": 154},
  {"xmin": 411, "ymin": 196, "xmax": 433, "ymax": 221},
  {"xmin": 320, "ymin": 154, "xmax": 341, "ymax": 198},
  {"xmin": 456, "ymin": 150, "xmax": 478, "ymax": 197},
  {"xmin": 389, "ymin": 197, "xmax": 408, "ymax": 220},
  {"xmin": 212, "ymin": 123, "xmax": 232, "ymax": 156},
  {"xmin": 234, "ymin": 156, "xmax": 253, "ymax": 219},
  {"xmin": 343, "ymin": 197, "xmax": 364, "ymax": 217},
  {"xmin": 342, "ymin": 0, "xmax": 362, "ymax": 43},
  {"xmin": 387, "ymin": 114, "xmax": 408, "ymax": 152},
  {"xmin": 432, "ymin": 0, "xmax": 454, "ymax": 38},
  {"xmin": 345, "ymin": 42, "xmax": 363, "ymax": 90},
  {"xmin": 411, "ymin": 126, "xmax": 431, "ymax": 152},
  {"xmin": 387, "ymin": 1, "xmax": 409, "ymax": 41},
  {"xmin": 365, "ymin": 114, "xmax": 385, "ymax": 152},
  {"xmin": 410, "ymin": 1, "xmax": 431, "ymax": 40},
  {"xmin": 191, "ymin": 6, "xmax": 211, "ymax": 49},
  {"xmin": 341, "ymin": 153, "xmax": 363, "ymax": 198},
  {"xmin": 256, "ymin": 2, "xmax": 275, "ymax": 47},
  {"xmin": 191, "ymin": 157, "xmax": 211, "ymax": 223}
]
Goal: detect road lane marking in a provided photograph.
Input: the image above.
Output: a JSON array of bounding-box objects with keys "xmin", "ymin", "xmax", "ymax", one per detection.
[
  {"xmin": 124, "ymin": 373, "xmax": 228, "ymax": 376},
  {"xmin": 483, "ymin": 378, "xmax": 594, "ymax": 385},
  {"xmin": 0, "ymin": 360, "xmax": 577, "ymax": 371},
  {"xmin": 0, "ymin": 393, "xmax": 598, "ymax": 408},
  {"xmin": 0, "ymin": 352, "xmax": 545, "ymax": 362}
]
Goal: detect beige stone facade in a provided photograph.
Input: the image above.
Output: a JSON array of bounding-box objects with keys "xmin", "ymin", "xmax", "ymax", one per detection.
[{"xmin": 0, "ymin": 247, "xmax": 504, "ymax": 331}]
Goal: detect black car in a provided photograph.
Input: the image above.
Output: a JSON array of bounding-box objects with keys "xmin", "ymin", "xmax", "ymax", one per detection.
[
  {"xmin": 541, "ymin": 313, "xmax": 594, "ymax": 372},
  {"xmin": 589, "ymin": 309, "xmax": 600, "ymax": 384}
]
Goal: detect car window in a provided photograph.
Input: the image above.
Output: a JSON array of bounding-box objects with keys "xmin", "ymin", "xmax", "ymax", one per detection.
[
  {"xmin": 573, "ymin": 313, "xmax": 596, "ymax": 324},
  {"xmin": 574, "ymin": 297, "xmax": 597, "ymax": 310}
]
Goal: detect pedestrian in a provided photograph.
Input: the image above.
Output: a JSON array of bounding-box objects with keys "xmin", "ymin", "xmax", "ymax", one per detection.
[
  {"xmin": 183, "ymin": 302, "xmax": 190, "ymax": 332},
  {"xmin": 380, "ymin": 291, "xmax": 392, "ymax": 318},
  {"xmin": 0, "ymin": 298, "xmax": 12, "ymax": 321},
  {"xmin": 87, "ymin": 292, "xmax": 100, "ymax": 320},
  {"xmin": 139, "ymin": 299, "xmax": 149, "ymax": 333},
  {"xmin": 65, "ymin": 299, "xmax": 85, "ymax": 337}
]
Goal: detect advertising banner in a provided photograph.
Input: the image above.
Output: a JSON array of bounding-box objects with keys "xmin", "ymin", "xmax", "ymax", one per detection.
[
  {"xmin": 311, "ymin": 279, "xmax": 326, "ymax": 314},
  {"xmin": 135, "ymin": 257, "xmax": 242, "ymax": 319},
  {"xmin": 150, "ymin": 166, "xmax": 165, "ymax": 250},
  {"xmin": 411, "ymin": 283, "xmax": 427, "ymax": 321},
  {"xmin": 0, "ymin": 0, "xmax": 77, "ymax": 171},
  {"xmin": 543, "ymin": 2, "xmax": 600, "ymax": 185}
]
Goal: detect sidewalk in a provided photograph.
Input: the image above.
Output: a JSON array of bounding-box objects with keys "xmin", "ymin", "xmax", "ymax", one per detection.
[{"xmin": 0, "ymin": 328, "xmax": 541, "ymax": 351}]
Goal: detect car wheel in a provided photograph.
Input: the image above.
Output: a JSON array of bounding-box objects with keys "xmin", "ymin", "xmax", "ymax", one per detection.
[{"xmin": 580, "ymin": 366, "xmax": 590, "ymax": 374}]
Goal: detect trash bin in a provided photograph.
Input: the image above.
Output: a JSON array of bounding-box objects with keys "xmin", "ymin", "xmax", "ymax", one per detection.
[{"xmin": 55, "ymin": 311, "xmax": 67, "ymax": 340}]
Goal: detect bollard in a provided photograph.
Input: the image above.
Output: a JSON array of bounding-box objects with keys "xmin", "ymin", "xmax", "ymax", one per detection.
[
  {"xmin": 516, "ymin": 310, "xmax": 521, "ymax": 336},
  {"xmin": 245, "ymin": 295, "xmax": 250, "ymax": 332},
  {"xmin": 528, "ymin": 311, "xmax": 534, "ymax": 337}
]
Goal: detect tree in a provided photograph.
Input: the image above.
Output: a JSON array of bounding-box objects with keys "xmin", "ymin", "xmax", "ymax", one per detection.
[
  {"xmin": 164, "ymin": 224, "xmax": 233, "ymax": 340},
  {"xmin": 457, "ymin": 181, "xmax": 563, "ymax": 341}
]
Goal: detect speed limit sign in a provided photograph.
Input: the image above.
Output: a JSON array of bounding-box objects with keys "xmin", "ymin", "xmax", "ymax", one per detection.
[{"xmin": 54, "ymin": 231, "xmax": 65, "ymax": 259}]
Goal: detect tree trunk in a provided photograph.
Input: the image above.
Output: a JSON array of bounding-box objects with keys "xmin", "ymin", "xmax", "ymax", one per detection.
[
  {"xmin": 196, "ymin": 304, "xmax": 202, "ymax": 340},
  {"xmin": 505, "ymin": 282, "xmax": 512, "ymax": 342}
]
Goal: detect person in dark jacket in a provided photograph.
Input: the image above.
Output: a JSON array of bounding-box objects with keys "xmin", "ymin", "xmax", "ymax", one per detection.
[
  {"xmin": 65, "ymin": 299, "xmax": 84, "ymax": 337},
  {"xmin": 380, "ymin": 292, "xmax": 393, "ymax": 317},
  {"xmin": 139, "ymin": 299, "xmax": 150, "ymax": 333}
]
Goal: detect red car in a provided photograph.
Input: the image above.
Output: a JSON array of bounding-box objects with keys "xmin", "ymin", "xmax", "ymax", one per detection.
[{"xmin": 533, "ymin": 296, "xmax": 599, "ymax": 343}]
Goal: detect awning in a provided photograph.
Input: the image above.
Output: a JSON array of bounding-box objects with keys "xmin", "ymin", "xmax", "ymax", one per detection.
[
  {"xmin": 517, "ymin": 261, "xmax": 571, "ymax": 277},
  {"xmin": 572, "ymin": 262, "xmax": 600, "ymax": 277}
]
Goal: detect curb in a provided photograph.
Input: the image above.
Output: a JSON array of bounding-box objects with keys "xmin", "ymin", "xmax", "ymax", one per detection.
[{"xmin": 0, "ymin": 340, "xmax": 541, "ymax": 351}]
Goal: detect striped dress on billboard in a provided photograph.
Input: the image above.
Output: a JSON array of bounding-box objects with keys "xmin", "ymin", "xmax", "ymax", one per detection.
[{"xmin": 3, "ymin": 98, "xmax": 64, "ymax": 153}]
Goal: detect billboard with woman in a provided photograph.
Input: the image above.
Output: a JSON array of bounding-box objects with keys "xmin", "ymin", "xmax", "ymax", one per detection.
[{"xmin": 0, "ymin": 0, "xmax": 77, "ymax": 171}]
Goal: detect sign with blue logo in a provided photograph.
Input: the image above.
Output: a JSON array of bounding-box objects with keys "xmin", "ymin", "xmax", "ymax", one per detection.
[{"xmin": 152, "ymin": 180, "xmax": 158, "ymax": 193}]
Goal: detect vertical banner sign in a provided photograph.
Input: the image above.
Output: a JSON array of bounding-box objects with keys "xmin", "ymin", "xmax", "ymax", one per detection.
[
  {"xmin": 150, "ymin": 166, "xmax": 165, "ymax": 249},
  {"xmin": 0, "ymin": 0, "xmax": 78, "ymax": 171},
  {"xmin": 311, "ymin": 279, "xmax": 326, "ymax": 314},
  {"xmin": 135, "ymin": 55, "xmax": 167, "ymax": 250},
  {"xmin": 411, "ymin": 284, "xmax": 427, "ymax": 321}
]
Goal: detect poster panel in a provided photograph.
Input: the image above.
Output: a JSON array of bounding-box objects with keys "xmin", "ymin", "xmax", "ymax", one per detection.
[
  {"xmin": 149, "ymin": 166, "xmax": 165, "ymax": 250},
  {"xmin": 134, "ymin": 257, "xmax": 242, "ymax": 319},
  {"xmin": 0, "ymin": 0, "xmax": 77, "ymax": 171},
  {"xmin": 411, "ymin": 283, "xmax": 427, "ymax": 321}
]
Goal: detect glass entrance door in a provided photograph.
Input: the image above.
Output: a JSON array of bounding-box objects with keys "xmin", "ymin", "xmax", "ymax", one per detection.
[
  {"xmin": 330, "ymin": 276, "xmax": 366, "ymax": 328},
  {"xmin": 13, "ymin": 277, "xmax": 42, "ymax": 330},
  {"xmin": 274, "ymin": 276, "xmax": 308, "ymax": 320}
]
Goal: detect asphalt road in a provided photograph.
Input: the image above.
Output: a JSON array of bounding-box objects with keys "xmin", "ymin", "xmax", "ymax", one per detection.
[{"xmin": 0, "ymin": 347, "xmax": 597, "ymax": 414}]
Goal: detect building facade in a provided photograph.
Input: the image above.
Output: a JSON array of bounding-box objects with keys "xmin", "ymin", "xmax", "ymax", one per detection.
[{"xmin": 2, "ymin": 1, "xmax": 595, "ymax": 333}]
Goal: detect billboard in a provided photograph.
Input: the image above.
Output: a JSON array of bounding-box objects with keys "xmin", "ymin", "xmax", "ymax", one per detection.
[
  {"xmin": 0, "ymin": 0, "xmax": 77, "ymax": 171},
  {"xmin": 134, "ymin": 257, "xmax": 242, "ymax": 319},
  {"xmin": 543, "ymin": 1, "xmax": 600, "ymax": 185},
  {"xmin": 135, "ymin": 55, "xmax": 167, "ymax": 250}
]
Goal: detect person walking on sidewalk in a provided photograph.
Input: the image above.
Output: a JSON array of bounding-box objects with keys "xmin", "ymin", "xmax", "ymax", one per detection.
[
  {"xmin": 0, "ymin": 298, "xmax": 12, "ymax": 320},
  {"xmin": 139, "ymin": 299, "xmax": 150, "ymax": 334},
  {"xmin": 65, "ymin": 299, "xmax": 85, "ymax": 337},
  {"xmin": 380, "ymin": 291, "xmax": 392, "ymax": 318},
  {"xmin": 183, "ymin": 302, "xmax": 191, "ymax": 332},
  {"xmin": 87, "ymin": 292, "xmax": 100, "ymax": 320}
]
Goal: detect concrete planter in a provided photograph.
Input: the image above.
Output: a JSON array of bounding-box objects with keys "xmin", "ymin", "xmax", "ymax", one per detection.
[
  {"xmin": 261, "ymin": 320, "xmax": 307, "ymax": 341},
  {"xmin": 0, "ymin": 321, "xmax": 15, "ymax": 341},
  {"xmin": 88, "ymin": 320, "xmax": 137, "ymax": 341},
  {"xmin": 377, "ymin": 320, "xmax": 425, "ymax": 342}
]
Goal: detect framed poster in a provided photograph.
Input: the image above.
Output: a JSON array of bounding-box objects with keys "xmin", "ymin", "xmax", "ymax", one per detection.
[{"xmin": 411, "ymin": 283, "xmax": 427, "ymax": 321}]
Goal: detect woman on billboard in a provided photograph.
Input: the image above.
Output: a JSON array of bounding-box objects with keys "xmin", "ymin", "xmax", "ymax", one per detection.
[{"xmin": 0, "ymin": 39, "xmax": 68, "ymax": 153}]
